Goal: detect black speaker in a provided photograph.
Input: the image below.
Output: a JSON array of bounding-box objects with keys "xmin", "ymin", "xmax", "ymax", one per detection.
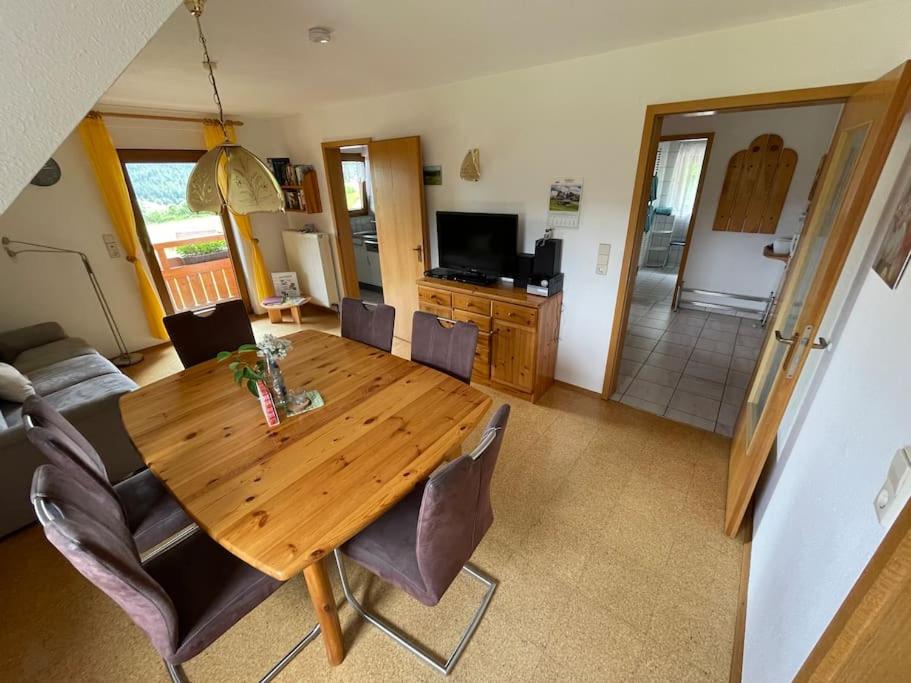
[
  {"xmin": 533, "ymin": 238, "xmax": 562, "ymax": 278},
  {"xmin": 514, "ymin": 253, "xmax": 535, "ymax": 288}
]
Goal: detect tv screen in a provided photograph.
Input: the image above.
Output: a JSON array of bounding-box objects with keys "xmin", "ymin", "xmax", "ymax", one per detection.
[{"xmin": 436, "ymin": 211, "xmax": 518, "ymax": 277}]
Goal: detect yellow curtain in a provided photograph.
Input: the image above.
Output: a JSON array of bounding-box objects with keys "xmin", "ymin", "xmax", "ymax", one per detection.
[
  {"xmin": 78, "ymin": 113, "xmax": 168, "ymax": 340},
  {"xmin": 202, "ymin": 121, "xmax": 275, "ymax": 301}
]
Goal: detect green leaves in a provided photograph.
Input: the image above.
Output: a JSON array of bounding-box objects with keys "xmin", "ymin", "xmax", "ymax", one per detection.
[
  {"xmin": 238, "ymin": 343, "xmax": 259, "ymax": 353},
  {"xmin": 216, "ymin": 351, "xmax": 232, "ymax": 362},
  {"xmin": 246, "ymin": 379, "xmax": 260, "ymax": 398},
  {"xmin": 216, "ymin": 344, "xmax": 265, "ymax": 398}
]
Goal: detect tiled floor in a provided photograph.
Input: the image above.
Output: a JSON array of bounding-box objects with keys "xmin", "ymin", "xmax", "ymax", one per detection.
[
  {"xmin": 3, "ymin": 314, "xmax": 743, "ymax": 682},
  {"xmin": 615, "ymin": 268, "xmax": 764, "ymax": 436}
]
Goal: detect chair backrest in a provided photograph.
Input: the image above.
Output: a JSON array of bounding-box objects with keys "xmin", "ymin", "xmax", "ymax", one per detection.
[
  {"xmin": 23, "ymin": 395, "xmax": 113, "ymax": 494},
  {"xmin": 415, "ymin": 404, "xmax": 510, "ymax": 603},
  {"xmin": 163, "ymin": 299, "xmax": 255, "ymax": 369},
  {"xmin": 410, "ymin": 311, "xmax": 479, "ymax": 384},
  {"xmin": 31, "ymin": 465, "xmax": 179, "ymax": 659},
  {"xmin": 340, "ymin": 297, "xmax": 395, "ymax": 352}
]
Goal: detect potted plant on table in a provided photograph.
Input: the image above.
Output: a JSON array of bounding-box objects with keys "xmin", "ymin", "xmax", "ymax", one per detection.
[{"xmin": 217, "ymin": 334, "xmax": 292, "ymax": 408}]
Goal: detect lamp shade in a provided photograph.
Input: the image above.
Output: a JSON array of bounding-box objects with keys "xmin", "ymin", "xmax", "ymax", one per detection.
[{"xmin": 186, "ymin": 143, "xmax": 284, "ymax": 214}]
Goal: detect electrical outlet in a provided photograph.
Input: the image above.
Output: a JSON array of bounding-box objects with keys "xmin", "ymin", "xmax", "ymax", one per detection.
[
  {"xmin": 102, "ymin": 234, "xmax": 121, "ymax": 258},
  {"xmin": 875, "ymin": 446, "xmax": 911, "ymax": 527}
]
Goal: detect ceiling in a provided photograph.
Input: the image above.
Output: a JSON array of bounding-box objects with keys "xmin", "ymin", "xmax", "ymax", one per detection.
[{"xmin": 101, "ymin": 0, "xmax": 864, "ymax": 116}]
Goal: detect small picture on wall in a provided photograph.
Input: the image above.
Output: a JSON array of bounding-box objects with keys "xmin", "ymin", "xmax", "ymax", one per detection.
[
  {"xmin": 423, "ymin": 165, "xmax": 442, "ymax": 185},
  {"xmin": 547, "ymin": 177, "xmax": 584, "ymax": 229},
  {"xmin": 873, "ymin": 183, "xmax": 911, "ymax": 289}
]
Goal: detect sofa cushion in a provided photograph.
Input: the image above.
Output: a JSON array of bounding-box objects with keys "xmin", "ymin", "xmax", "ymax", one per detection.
[
  {"xmin": 1, "ymin": 400, "xmax": 22, "ymax": 428},
  {"xmin": 0, "ymin": 363, "xmax": 36, "ymax": 402},
  {"xmin": 43, "ymin": 373, "xmax": 138, "ymax": 414},
  {"xmin": 28, "ymin": 354, "xmax": 120, "ymax": 396},
  {"xmin": 0, "ymin": 322, "xmax": 66, "ymax": 364},
  {"xmin": 13, "ymin": 337, "xmax": 96, "ymax": 375}
]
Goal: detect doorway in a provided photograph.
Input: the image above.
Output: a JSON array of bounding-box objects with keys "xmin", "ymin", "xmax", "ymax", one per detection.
[
  {"xmin": 323, "ymin": 136, "xmax": 429, "ymax": 342},
  {"xmin": 119, "ymin": 149, "xmax": 250, "ymax": 315}
]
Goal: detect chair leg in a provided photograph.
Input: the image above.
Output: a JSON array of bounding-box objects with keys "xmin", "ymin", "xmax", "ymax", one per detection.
[
  {"xmin": 334, "ymin": 549, "xmax": 497, "ymax": 676},
  {"xmin": 162, "ymin": 623, "xmax": 321, "ymax": 683},
  {"xmin": 164, "ymin": 661, "xmax": 188, "ymax": 683}
]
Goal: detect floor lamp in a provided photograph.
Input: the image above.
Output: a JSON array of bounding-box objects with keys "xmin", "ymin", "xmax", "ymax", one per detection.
[{"xmin": 2, "ymin": 236, "xmax": 143, "ymax": 367}]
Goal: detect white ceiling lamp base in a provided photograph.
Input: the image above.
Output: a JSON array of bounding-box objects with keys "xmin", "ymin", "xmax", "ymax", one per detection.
[{"xmin": 183, "ymin": 0, "xmax": 284, "ymax": 215}]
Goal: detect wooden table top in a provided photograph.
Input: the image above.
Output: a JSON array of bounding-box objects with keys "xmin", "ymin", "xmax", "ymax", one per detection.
[{"xmin": 120, "ymin": 330, "xmax": 492, "ymax": 580}]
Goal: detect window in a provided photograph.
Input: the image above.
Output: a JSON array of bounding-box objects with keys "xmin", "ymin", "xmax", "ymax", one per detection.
[{"xmin": 342, "ymin": 155, "xmax": 368, "ymax": 216}]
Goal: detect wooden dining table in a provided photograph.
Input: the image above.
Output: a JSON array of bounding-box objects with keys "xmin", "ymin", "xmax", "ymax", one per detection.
[{"xmin": 120, "ymin": 329, "xmax": 492, "ymax": 665}]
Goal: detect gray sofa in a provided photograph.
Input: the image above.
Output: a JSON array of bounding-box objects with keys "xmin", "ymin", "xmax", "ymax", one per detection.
[{"xmin": 0, "ymin": 322, "xmax": 143, "ymax": 536}]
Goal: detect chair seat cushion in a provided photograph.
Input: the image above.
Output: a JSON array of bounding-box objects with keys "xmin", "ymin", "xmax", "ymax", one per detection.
[
  {"xmin": 114, "ymin": 469, "xmax": 193, "ymax": 556},
  {"xmin": 342, "ymin": 483, "xmax": 438, "ymax": 606},
  {"xmin": 145, "ymin": 530, "xmax": 283, "ymax": 664},
  {"xmin": 13, "ymin": 337, "xmax": 96, "ymax": 374},
  {"xmin": 28, "ymin": 354, "xmax": 120, "ymax": 396}
]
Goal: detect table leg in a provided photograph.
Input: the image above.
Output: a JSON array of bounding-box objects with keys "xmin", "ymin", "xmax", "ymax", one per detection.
[
  {"xmin": 303, "ymin": 559, "xmax": 345, "ymax": 665},
  {"xmin": 290, "ymin": 305, "xmax": 303, "ymax": 325},
  {"xmin": 267, "ymin": 308, "xmax": 283, "ymax": 323}
]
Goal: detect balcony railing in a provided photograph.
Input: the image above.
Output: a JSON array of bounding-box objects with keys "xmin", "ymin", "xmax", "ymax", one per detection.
[{"xmin": 153, "ymin": 236, "xmax": 241, "ymax": 312}]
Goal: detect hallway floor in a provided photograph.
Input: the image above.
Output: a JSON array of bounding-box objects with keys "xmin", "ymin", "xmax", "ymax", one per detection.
[{"xmin": 615, "ymin": 268, "xmax": 764, "ymax": 436}]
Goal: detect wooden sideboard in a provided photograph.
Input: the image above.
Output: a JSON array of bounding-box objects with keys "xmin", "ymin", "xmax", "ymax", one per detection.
[{"xmin": 416, "ymin": 277, "xmax": 562, "ymax": 402}]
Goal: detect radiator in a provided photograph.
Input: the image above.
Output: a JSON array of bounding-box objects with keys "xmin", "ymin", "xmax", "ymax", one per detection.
[{"xmin": 281, "ymin": 231, "xmax": 340, "ymax": 310}]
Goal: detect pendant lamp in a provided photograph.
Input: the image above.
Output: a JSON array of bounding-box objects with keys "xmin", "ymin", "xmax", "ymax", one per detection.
[{"xmin": 184, "ymin": 0, "xmax": 284, "ymax": 214}]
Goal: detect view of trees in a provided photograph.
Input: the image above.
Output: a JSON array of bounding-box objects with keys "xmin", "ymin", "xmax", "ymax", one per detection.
[{"xmin": 126, "ymin": 162, "xmax": 214, "ymax": 224}]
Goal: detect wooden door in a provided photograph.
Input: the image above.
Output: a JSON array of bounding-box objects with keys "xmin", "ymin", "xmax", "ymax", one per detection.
[
  {"xmin": 725, "ymin": 62, "xmax": 911, "ymax": 537},
  {"xmin": 323, "ymin": 146, "xmax": 360, "ymax": 299},
  {"xmin": 491, "ymin": 320, "xmax": 536, "ymax": 391},
  {"xmin": 368, "ymin": 136, "xmax": 429, "ymax": 342}
]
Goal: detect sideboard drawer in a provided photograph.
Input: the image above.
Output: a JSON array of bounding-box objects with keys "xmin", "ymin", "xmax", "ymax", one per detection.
[
  {"xmin": 418, "ymin": 287, "xmax": 452, "ymax": 308},
  {"xmin": 452, "ymin": 292, "xmax": 491, "ymax": 316},
  {"xmin": 452, "ymin": 308, "xmax": 492, "ymax": 333},
  {"xmin": 492, "ymin": 301, "xmax": 538, "ymax": 328},
  {"xmin": 419, "ymin": 302, "xmax": 452, "ymax": 320}
]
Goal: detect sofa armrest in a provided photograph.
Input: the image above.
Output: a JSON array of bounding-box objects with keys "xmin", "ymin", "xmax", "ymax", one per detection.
[{"xmin": 0, "ymin": 323, "xmax": 67, "ymax": 363}]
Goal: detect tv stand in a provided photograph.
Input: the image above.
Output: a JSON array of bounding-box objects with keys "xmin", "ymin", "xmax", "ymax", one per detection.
[{"xmin": 424, "ymin": 267, "xmax": 495, "ymax": 286}]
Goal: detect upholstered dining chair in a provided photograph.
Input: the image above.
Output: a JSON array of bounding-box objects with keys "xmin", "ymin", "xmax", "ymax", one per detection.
[
  {"xmin": 334, "ymin": 403, "xmax": 510, "ymax": 675},
  {"xmin": 163, "ymin": 299, "xmax": 255, "ymax": 369},
  {"xmin": 410, "ymin": 311, "xmax": 479, "ymax": 384},
  {"xmin": 23, "ymin": 396, "xmax": 194, "ymax": 561},
  {"xmin": 31, "ymin": 464, "xmax": 320, "ymax": 683},
  {"xmin": 340, "ymin": 297, "xmax": 396, "ymax": 352}
]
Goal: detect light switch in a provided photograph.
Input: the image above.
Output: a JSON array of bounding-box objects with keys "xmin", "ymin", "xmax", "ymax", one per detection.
[
  {"xmin": 875, "ymin": 446, "xmax": 911, "ymax": 527},
  {"xmin": 595, "ymin": 243, "xmax": 610, "ymax": 275}
]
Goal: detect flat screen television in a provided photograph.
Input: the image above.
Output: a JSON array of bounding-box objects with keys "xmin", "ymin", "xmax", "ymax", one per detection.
[{"xmin": 436, "ymin": 211, "xmax": 518, "ymax": 277}]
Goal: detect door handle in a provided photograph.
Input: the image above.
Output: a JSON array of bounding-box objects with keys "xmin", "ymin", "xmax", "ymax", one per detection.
[
  {"xmin": 780, "ymin": 324, "xmax": 830, "ymax": 379},
  {"xmin": 413, "ymin": 245, "xmax": 423, "ymax": 263}
]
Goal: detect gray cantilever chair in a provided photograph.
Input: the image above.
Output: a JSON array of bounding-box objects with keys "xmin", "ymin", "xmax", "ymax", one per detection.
[
  {"xmin": 335, "ymin": 403, "xmax": 510, "ymax": 675},
  {"xmin": 31, "ymin": 464, "xmax": 320, "ymax": 683},
  {"xmin": 23, "ymin": 396, "xmax": 194, "ymax": 561},
  {"xmin": 164, "ymin": 299, "xmax": 255, "ymax": 369},
  {"xmin": 410, "ymin": 311, "xmax": 479, "ymax": 384},
  {"xmin": 341, "ymin": 297, "xmax": 396, "ymax": 352}
]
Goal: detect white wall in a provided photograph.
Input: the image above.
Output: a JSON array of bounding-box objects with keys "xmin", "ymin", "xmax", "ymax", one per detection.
[
  {"xmin": 0, "ymin": 115, "xmax": 292, "ymax": 355},
  {"xmin": 276, "ymin": 0, "xmax": 911, "ymax": 392},
  {"xmin": 0, "ymin": 0, "xmax": 181, "ymax": 212},
  {"xmin": 662, "ymin": 104, "xmax": 843, "ymax": 298}
]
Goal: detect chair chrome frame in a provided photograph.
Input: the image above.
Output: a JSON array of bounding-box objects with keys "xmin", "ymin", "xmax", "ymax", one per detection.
[
  {"xmin": 334, "ymin": 549, "xmax": 497, "ymax": 676},
  {"xmin": 163, "ymin": 623, "xmax": 322, "ymax": 683}
]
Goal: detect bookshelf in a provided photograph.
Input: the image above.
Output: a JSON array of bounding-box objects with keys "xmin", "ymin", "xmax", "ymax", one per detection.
[{"xmin": 268, "ymin": 157, "xmax": 323, "ymax": 213}]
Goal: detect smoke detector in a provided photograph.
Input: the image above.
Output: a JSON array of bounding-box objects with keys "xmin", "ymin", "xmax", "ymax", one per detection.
[{"xmin": 308, "ymin": 27, "xmax": 332, "ymax": 44}]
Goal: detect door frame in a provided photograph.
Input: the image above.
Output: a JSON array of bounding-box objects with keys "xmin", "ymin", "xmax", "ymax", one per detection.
[
  {"xmin": 601, "ymin": 82, "xmax": 866, "ymax": 399},
  {"xmin": 118, "ymin": 148, "xmax": 252, "ymax": 315},
  {"xmin": 650, "ymin": 132, "xmax": 715, "ymax": 308},
  {"xmin": 321, "ymin": 137, "xmax": 373, "ymax": 299}
]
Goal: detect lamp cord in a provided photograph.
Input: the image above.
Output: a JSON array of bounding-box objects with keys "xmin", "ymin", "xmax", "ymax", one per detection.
[{"xmin": 193, "ymin": 11, "xmax": 228, "ymax": 142}]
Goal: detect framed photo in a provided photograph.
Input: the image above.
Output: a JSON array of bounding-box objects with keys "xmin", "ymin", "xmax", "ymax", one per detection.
[
  {"xmin": 271, "ymin": 271, "xmax": 300, "ymax": 298},
  {"xmin": 423, "ymin": 165, "xmax": 442, "ymax": 185},
  {"xmin": 872, "ymin": 182, "xmax": 911, "ymax": 289}
]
